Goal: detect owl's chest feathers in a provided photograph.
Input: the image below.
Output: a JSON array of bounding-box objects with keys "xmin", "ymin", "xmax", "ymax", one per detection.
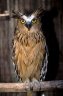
[
  {"xmin": 13, "ymin": 31, "xmax": 46, "ymax": 80},
  {"xmin": 15, "ymin": 31, "xmax": 44, "ymax": 47},
  {"xmin": 14, "ymin": 31, "xmax": 45, "ymax": 66}
]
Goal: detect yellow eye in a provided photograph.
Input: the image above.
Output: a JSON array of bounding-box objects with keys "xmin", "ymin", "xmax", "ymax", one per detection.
[
  {"xmin": 20, "ymin": 19, "xmax": 25, "ymax": 24},
  {"xmin": 32, "ymin": 18, "xmax": 37, "ymax": 24}
]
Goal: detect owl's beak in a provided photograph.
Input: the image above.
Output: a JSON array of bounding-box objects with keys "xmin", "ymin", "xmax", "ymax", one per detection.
[{"xmin": 25, "ymin": 23, "xmax": 32, "ymax": 30}]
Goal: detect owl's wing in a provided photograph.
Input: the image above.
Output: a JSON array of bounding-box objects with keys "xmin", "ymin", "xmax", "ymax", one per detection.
[{"xmin": 40, "ymin": 45, "xmax": 49, "ymax": 81}]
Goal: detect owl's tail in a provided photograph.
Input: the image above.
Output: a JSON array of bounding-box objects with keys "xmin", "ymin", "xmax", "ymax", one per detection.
[
  {"xmin": 27, "ymin": 91, "xmax": 36, "ymax": 96},
  {"xmin": 27, "ymin": 91, "xmax": 32, "ymax": 96}
]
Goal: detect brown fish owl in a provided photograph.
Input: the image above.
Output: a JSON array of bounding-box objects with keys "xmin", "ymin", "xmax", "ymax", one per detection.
[{"xmin": 12, "ymin": 9, "xmax": 48, "ymax": 84}]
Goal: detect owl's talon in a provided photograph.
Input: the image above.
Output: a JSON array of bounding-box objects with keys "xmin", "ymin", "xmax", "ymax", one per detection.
[
  {"xmin": 24, "ymin": 79, "xmax": 30, "ymax": 90},
  {"xmin": 32, "ymin": 78, "xmax": 40, "ymax": 90}
]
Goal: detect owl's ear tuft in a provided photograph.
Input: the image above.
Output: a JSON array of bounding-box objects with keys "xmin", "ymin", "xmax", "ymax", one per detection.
[
  {"xmin": 33, "ymin": 8, "xmax": 45, "ymax": 17},
  {"xmin": 11, "ymin": 10, "xmax": 23, "ymax": 19}
]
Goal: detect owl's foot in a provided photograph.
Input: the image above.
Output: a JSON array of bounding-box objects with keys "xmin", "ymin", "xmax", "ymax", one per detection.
[
  {"xmin": 24, "ymin": 78, "xmax": 30, "ymax": 90},
  {"xmin": 32, "ymin": 78, "xmax": 40, "ymax": 90}
]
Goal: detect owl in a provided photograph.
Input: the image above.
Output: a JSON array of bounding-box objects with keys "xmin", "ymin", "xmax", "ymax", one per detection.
[{"xmin": 12, "ymin": 8, "xmax": 48, "ymax": 96}]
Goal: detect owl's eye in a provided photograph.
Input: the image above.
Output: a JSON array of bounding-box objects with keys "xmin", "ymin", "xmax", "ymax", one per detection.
[
  {"xmin": 20, "ymin": 19, "xmax": 25, "ymax": 24},
  {"xmin": 32, "ymin": 18, "xmax": 37, "ymax": 24}
]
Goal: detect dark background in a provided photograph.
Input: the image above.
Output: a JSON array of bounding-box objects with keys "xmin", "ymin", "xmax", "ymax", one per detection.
[{"xmin": 0, "ymin": 0, "xmax": 63, "ymax": 96}]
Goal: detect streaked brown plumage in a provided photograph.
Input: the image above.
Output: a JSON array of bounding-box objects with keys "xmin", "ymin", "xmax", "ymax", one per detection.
[
  {"xmin": 12, "ymin": 9, "xmax": 48, "ymax": 96},
  {"xmin": 12, "ymin": 26, "xmax": 46, "ymax": 81}
]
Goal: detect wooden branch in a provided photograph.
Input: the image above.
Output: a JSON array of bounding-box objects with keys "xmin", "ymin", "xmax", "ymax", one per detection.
[
  {"xmin": 0, "ymin": 80, "xmax": 63, "ymax": 92},
  {"xmin": 0, "ymin": 13, "xmax": 9, "ymax": 17},
  {"xmin": 0, "ymin": 11, "xmax": 9, "ymax": 17}
]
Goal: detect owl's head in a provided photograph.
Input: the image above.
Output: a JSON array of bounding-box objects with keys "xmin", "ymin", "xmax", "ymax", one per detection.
[{"xmin": 12, "ymin": 8, "xmax": 44, "ymax": 31}]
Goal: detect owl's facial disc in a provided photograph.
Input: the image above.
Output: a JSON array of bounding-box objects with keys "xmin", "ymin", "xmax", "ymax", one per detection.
[{"xmin": 22, "ymin": 15, "xmax": 35, "ymax": 30}]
